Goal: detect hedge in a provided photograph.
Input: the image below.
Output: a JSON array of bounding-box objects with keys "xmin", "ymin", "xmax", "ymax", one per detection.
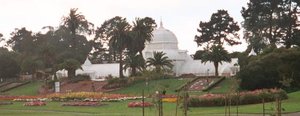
[{"xmin": 188, "ymin": 88, "xmax": 288, "ymax": 107}]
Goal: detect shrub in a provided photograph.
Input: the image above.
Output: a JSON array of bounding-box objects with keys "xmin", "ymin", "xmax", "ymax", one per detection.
[
  {"xmin": 238, "ymin": 47, "xmax": 300, "ymax": 90},
  {"xmin": 128, "ymin": 101, "xmax": 153, "ymax": 107},
  {"xmin": 46, "ymin": 80, "xmax": 55, "ymax": 89},
  {"xmin": 188, "ymin": 88, "xmax": 287, "ymax": 107},
  {"xmin": 69, "ymin": 74, "xmax": 90, "ymax": 83},
  {"xmin": 179, "ymin": 73, "xmax": 197, "ymax": 78}
]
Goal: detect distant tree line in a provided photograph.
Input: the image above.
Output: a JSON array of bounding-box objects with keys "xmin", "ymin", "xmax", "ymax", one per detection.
[{"xmin": 0, "ymin": 8, "xmax": 159, "ymax": 79}]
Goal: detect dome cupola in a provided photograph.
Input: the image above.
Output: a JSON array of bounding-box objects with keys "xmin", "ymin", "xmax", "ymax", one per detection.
[{"xmin": 145, "ymin": 21, "xmax": 179, "ymax": 50}]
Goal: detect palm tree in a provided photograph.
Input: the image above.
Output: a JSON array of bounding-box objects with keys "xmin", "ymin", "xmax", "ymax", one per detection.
[
  {"xmin": 146, "ymin": 51, "xmax": 173, "ymax": 73},
  {"xmin": 57, "ymin": 59, "xmax": 82, "ymax": 78},
  {"xmin": 201, "ymin": 45, "xmax": 231, "ymax": 76},
  {"xmin": 62, "ymin": 8, "xmax": 93, "ymax": 49},
  {"xmin": 129, "ymin": 17, "xmax": 156, "ymax": 57},
  {"xmin": 61, "ymin": 8, "xmax": 93, "ymax": 78},
  {"xmin": 124, "ymin": 53, "xmax": 145, "ymax": 76}
]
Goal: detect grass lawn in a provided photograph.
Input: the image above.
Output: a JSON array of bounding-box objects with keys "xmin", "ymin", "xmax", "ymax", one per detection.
[
  {"xmin": 0, "ymin": 78, "xmax": 299, "ymax": 115},
  {"xmin": 111, "ymin": 78, "xmax": 189, "ymax": 96},
  {"xmin": 0, "ymin": 91, "xmax": 300, "ymax": 116},
  {"xmin": 4, "ymin": 81, "xmax": 42, "ymax": 96},
  {"xmin": 208, "ymin": 77, "xmax": 238, "ymax": 94}
]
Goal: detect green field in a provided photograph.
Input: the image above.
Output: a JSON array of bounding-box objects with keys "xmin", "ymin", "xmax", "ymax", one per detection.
[
  {"xmin": 4, "ymin": 81, "xmax": 43, "ymax": 96},
  {"xmin": 208, "ymin": 78, "xmax": 238, "ymax": 94},
  {"xmin": 0, "ymin": 91, "xmax": 300, "ymax": 116},
  {"xmin": 0, "ymin": 78, "xmax": 299, "ymax": 115}
]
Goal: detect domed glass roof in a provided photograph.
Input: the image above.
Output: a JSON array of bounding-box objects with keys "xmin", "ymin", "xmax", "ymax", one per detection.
[
  {"xmin": 144, "ymin": 21, "xmax": 179, "ymax": 51},
  {"xmin": 151, "ymin": 21, "xmax": 178, "ymax": 44}
]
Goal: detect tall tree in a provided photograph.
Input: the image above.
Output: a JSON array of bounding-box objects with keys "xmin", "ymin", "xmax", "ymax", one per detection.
[
  {"xmin": 146, "ymin": 51, "xmax": 173, "ymax": 73},
  {"xmin": 129, "ymin": 17, "xmax": 156, "ymax": 56},
  {"xmin": 195, "ymin": 10, "xmax": 240, "ymax": 46},
  {"xmin": 62, "ymin": 8, "xmax": 93, "ymax": 49},
  {"xmin": 61, "ymin": 8, "xmax": 93, "ymax": 78},
  {"xmin": 6, "ymin": 28, "xmax": 41, "ymax": 75},
  {"xmin": 7, "ymin": 28, "xmax": 37, "ymax": 54},
  {"xmin": 194, "ymin": 10, "xmax": 239, "ymax": 76},
  {"xmin": 0, "ymin": 48, "xmax": 21, "ymax": 80},
  {"xmin": 242, "ymin": 0, "xmax": 300, "ymax": 50},
  {"xmin": 95, "ymin": 16, "xmax": 131, "ymax": 78},
  {"xmin": 201, "ymin": 45, "xmax": 231, "ymax": 76}
]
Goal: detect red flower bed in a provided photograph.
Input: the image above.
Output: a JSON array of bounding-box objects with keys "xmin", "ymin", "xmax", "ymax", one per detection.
[
  {"xmin": 24, "ymin": 101, "xmax": 46, "ymax": 106},
  {"xmin": 62, "ymin": 101, "xmax": 100, "ymax": 106},
  {"xmin": 128, "ymin": 101, "xmax": 153, "ymax": 108},
  {"xmin": 189, "ymin": 88, "xmax": 288, "ymax": 107}
]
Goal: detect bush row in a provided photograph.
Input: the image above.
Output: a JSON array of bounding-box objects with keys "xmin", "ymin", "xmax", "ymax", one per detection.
[{"xmin": 188, "ymin": 88, "xmax": 288, "ymax": 107}]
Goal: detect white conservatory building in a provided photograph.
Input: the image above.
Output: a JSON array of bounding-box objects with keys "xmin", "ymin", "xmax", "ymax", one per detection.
[{"xmin": 57, "ymin": 21, "xmax": 239, "ymax": 81}]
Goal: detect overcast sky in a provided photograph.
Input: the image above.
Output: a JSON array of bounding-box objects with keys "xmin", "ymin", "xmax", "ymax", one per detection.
[{"xmin": 0, "ymin": 0, "xmax": 249, "ymax": 54}]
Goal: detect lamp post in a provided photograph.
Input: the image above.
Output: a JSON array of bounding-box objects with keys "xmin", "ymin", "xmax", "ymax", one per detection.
[{"xmin": 207, "ymin": 69, "xmax": 210, "ymax": 76}]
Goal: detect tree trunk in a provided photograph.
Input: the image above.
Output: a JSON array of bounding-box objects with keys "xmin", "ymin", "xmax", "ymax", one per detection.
[
  {"xmin": 119, "ymin": 49, "xmax": 124, "ymax": 78},
  {"xmin": 68, "ymin": 69, "xmax": 76, "ymax": 78},
  {"xmin": 214, "ymin": 62, "xmax": 219, "ymax": 77},
  {"xmin": 131, "ymin": 67, "xmax": 136, "ymax": 76},
  {"xmin": 269, "ymin": 5, "xmax": 275, "ymax": 46},
  {"xmin": 285, "ymin": 0, "xmax": 292, "ymax": 49},
  {"xmin": 139, "ymin": 51, "xmax": 144, "ymax": 59},
  {"xmin": 113, "ymin": 51, "xmax": 116, "ymax": 62}
]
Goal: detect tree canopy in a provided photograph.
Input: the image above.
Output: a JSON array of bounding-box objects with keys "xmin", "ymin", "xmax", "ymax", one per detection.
[
  {"xmin": 0, "ymin": 47, "xmax": 20, "ymax": 79},
  {"xmin": 146, "ymin": 51, "xmax": 173, "ymax": 73},
  {"xmin": 194, "ymin": 10, "xmax": 239, "ymax": 76},
  {"xmin": 242, "ymin": 0, "xmax": 300, "ymax": 52},
  {"xmin": 195, "ymin": 10, "xmax": 240, "ymax": 47}
]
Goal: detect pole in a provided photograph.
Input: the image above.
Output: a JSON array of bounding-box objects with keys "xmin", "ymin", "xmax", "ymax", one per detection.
[
  {"xmin": 142, "ymin": 89, "xmax": 145, "ymax": 116},
  {"xmin": 175, "ymin": 91, "xmax": 179, "ymax": 116},
  {"xmin": 229, "ymin": 94, "xmax": 231, "ymax": 116},
  {"xmin": 225, "ymin": 96, "xmax": 227, "ymax": 116},
  {"xmin": 263, "ymin": 99, "xmax": 265, "ymax": 116},
  {"xmin": 161, "ymin": 92, "xmax": 163, "ymax": 116},
  {"xmin": 236, "ymin": 91, "xmax": 239, "ymax": 116}
]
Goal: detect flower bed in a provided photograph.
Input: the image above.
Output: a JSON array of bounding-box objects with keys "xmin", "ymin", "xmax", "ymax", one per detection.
[
  {"xmin": 24, "ymin": 101, "xmax": 46, "ymax": 106},
  {"xmin": 162, "ymin": 98, "xmax": 177, "ymax": 103},
  {"xmin": 0, "ymin": 92, "xmax": 141, "ymax": 102},
  {"xmin": 202, "ymin": 77, "xmax": 225, "ymax": 91},
  {"xmin": 13, "ymin": 98, "xmax": 48, "ymax": 102},
  {"xmin": 47, "ymin": 92, "xmax": 141, "ymax": 102},
  {"xmin": 0, "ymin": 95, "xmax": 45, "ymax": 101},
  {"xmin": 62, "ymin": 101, "xmax": 101, "ymax": 106},
  {"xmin": 188, "ymin": 88, "xmax": 288, "ymax": 107},
  {"xmin": 161, "ymin": 94, "xmax": 177, "ymax": 103},
  {"xmin": 128, "ymin": 101, "xmax": 153, "ymax": 108}
]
